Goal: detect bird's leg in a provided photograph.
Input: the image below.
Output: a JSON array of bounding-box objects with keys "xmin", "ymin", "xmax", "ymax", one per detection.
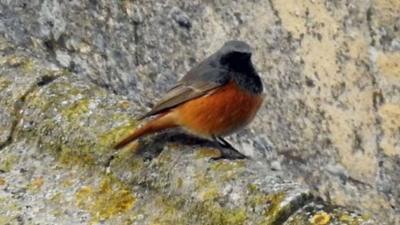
[
  {"xmin": 211, "ymin": 136, "xmax": 247, "ymax": 160},
  {"xmin": 216, "ymin": 137, "xmax": 236, "ymax": 149}
]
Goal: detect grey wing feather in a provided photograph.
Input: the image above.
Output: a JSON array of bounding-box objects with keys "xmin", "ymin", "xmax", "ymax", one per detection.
[{"xmin": 139, "ymin": 55, "xmax": 230, "ymax": 119}]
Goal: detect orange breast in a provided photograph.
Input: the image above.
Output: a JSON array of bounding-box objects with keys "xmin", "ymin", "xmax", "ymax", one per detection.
[{"xmin": 173, "ymin": 80, "xmax": 263, "ymax": 137}]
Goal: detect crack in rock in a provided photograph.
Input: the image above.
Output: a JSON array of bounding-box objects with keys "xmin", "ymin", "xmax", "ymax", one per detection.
[
  {"xmin": 268, "ymin": 0, "xmax": 283, "ymax": 25},
  {"xmin": 0, "ymin": 75, "xmax": 63, "ymax": 151}
]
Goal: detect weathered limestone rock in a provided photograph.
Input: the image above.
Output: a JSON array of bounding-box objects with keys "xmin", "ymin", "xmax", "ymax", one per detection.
[{"xmin": 0, "ymin": 37, "xmax": 375, "ymax": 224}]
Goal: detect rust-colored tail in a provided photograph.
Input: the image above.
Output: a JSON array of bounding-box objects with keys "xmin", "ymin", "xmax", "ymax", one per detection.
[{"xmin": 114, "ymin": 113, "xmax": 177, "ymax": 150}]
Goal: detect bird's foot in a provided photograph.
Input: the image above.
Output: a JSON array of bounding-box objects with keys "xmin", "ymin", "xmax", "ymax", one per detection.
[{"xmin": 211, "ymin": 136, "xmax": 248, "ymax": 160}]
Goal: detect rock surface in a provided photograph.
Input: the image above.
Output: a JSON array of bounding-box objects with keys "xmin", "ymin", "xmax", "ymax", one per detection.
[
  {"xmin": 0, "ymin": 41, "xmax": 374, "ymax": 224},
  {"xmin": 0, "ymin": 0, "xmax": 399, "ymax": 224}
]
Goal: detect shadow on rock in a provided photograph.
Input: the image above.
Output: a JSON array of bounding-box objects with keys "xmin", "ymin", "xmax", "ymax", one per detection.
[{"xmin": 135, "ymin": 130, "xmax": 246, "ymax": 160}]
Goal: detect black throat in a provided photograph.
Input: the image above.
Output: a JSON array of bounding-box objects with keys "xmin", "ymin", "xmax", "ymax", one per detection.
[{"xmin": 229, "ymin": 61, "xmax": 263, "ymax": 95}]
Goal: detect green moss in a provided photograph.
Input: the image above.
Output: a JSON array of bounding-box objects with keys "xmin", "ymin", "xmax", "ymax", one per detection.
[
  {"xmin": 0, "ymin": 154, "xmax": 18, "ymax": 172},
  {"xmin": 152, "ymin": 195, "xmax": 247, "ymax": 225},
  {"xmin": 75, "ymin": 176, "xmax": 136, "ymax": 223},
  {"xmin": 195, "ymin": 148, "xmax": 221, "ymax": 159},
  {"xmin": 246, "ymin": 184, "xmax": 288, "ymax": 225}
]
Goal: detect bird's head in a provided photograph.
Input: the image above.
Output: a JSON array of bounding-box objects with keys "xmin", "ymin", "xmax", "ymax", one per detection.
[{"xmin": 219, "ymin": 40, "xmax": 252, "ymax": 66}]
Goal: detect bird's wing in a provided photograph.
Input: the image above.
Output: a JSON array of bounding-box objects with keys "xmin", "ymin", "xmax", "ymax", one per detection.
[{"xmin": 140, "ymin": 57, "xmax": 230, "ymax": 119}]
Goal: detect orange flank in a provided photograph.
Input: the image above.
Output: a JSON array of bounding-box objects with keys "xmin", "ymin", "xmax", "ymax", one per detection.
[{"xmin": 175, "ymin": 80, "xmax": 263, "ymax": 137}]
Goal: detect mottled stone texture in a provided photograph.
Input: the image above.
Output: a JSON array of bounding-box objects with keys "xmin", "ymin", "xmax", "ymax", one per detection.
[
  {"xmin": 0, "ymin": 41, "xmax": 374, "ymax": 225},
  {"xmin": 0, "ymin": 0, "xmax": 398, "ymax": 224}
]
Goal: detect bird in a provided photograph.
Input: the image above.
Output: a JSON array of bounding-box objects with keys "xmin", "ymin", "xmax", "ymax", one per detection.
[{"xmin": 114, "ymin": 40, "xmax": 264, "ymax": 159}]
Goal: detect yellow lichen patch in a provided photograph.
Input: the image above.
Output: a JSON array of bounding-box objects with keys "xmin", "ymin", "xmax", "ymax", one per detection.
[
  {"xmin": 0, "ymin": 216, "xmax": 12, "ymax": 225},
  {"xmin": 195, "ymin": 148, "xmax": 221, "ymax": 159},
  {"xmin": 76, "ymin": 186, "xmax": 93, "ymax": 207},
  {"xmin": 198, "ymin": 184, "xmax": 219, "ymax": 201},
  {"xmin": 0, "ymin": 177, "xmax": 5, "ymax": 186},
  {"xmin": 175, "ymin": 177, "xmax": 183, "ymax": 189},
  {"xmin": 337, "ymin": 212, "xmax": 362, "ymax": 224},
  {"xmin": 247, "ymin": 185, "xmax": 287, "ymax": 224},
  {"xmin": 0, "ymin": 36, "xmax": 13, "ymax": 51},
  {"xmin": 0, "ymin": 77, "xmax": 11, "ymax": 90},
  {"xmin": 75, "ymin": 177, "xmax": 136, "ymax": 223},
  {"xmin": 210, "ymin": 161, "xmax": 245, "ymax": 181},
  {"xmin": 310, "ymin": 211, "xmax": 331, "ymax": 225},
  {"xmin": 50, "ymin": 192, "xmax": 63, "ymax": 205},
  {"xmin": 263, "ymin": 192, "xmax": 287, "ymax": 223},
  {"xmin": 204, "ymin": 204, "xmax": 247, "ymax": 225},
  {"xmin": 151, "ymin": 196, "xmax": 181, "ymax": 224},
  {"xmin": 1, "ymin": 55, "xmax": 36, "ymax": 73},
  {"xmin": 62, "ymin": 178, "xmax": 74, "ymax": 188},
  {"xmin": 0, "ymin": 154, "xmax": 18, "ymax": 172},
  {"xmin": 379, "ymin": 104, "xmax": 400, "ymax": 156},
  {"xmin": 58, "ymin": 146, "xmax": 95, "ymax": 167},
  {"xmin": 109, "ymin": 147, "xmax": 144, "ymax": 174},
  {"xmin": 42, "ymin": 67, "xmax": 71, "ymax": 79},
  {"xmin": 377, "ymin": 52, "xmax": 400, "ymax": 80},
  {"xmin": 3, "ymin": 55, "xmax": 25, "ymax": 67},
  {"xmin": 28, "ymin": 177, "xmax": 44, "ymax": 191},
  {"xmin": 78, "ymin": 42, "xmax": 91, "ymax": 54},
  {"xmin": 181, "ymin": 198, "xmax": 247, "ymax": 225},
  {"xmin": 61, "ymin": 98, "xmax": 90, "ymax": 121},
  {"xmin": 117, "ymin": 100, "xmax": 132, "ymax": 110},
  {"xmin": 21, "ymin": 59, "xmax": 35, "ymax": 73},
  {"xmin": 210, "ymin": 161, "xmax": 245, "ymax": 172},
  {"xmin": 194, "ymin": 171, "xmax": 221, "ymax": 201}
]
